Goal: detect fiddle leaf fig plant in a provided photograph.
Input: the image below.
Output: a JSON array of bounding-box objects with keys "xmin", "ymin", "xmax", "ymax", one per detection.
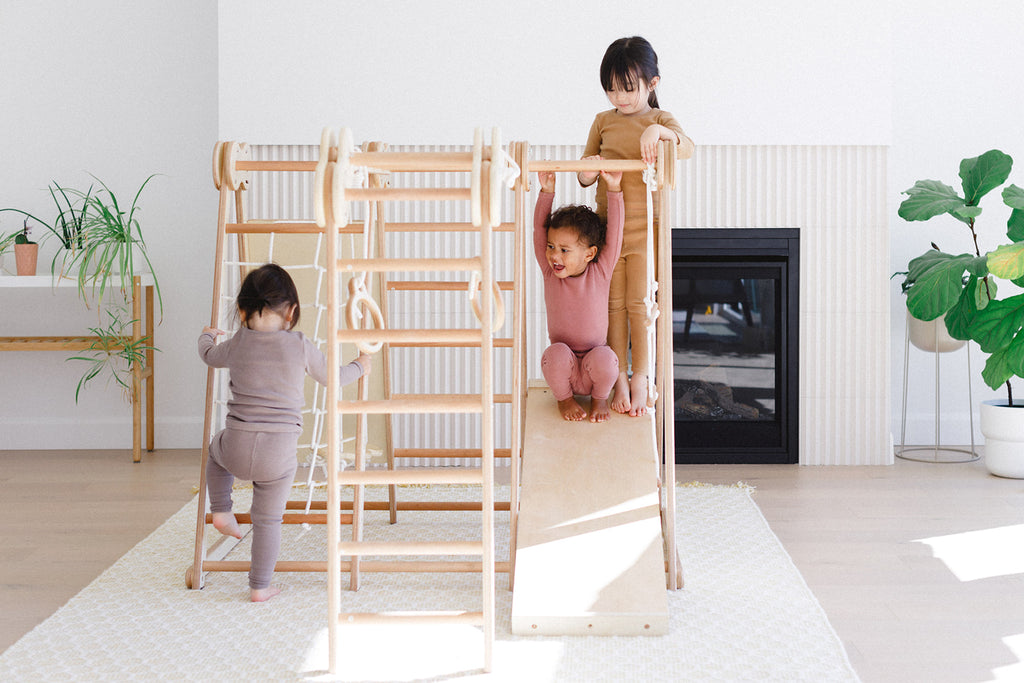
[{"xmin": 899, "ymin": 149, "xmax": 1024, "ymax": 404}]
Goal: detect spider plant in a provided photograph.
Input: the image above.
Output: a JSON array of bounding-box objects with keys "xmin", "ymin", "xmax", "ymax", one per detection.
[
  {"xmin": 66, "ymin": 304, "xmax": 157, "ymax": 403},
  {"xmin": 67, "ymin": 174, "xmax": 163, "ymax": 317}
]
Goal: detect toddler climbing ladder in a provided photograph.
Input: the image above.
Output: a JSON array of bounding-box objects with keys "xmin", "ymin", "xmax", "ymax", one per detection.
[{"xmin": 323, "ymin": 128, "xmax": 517, "ymax": 674}]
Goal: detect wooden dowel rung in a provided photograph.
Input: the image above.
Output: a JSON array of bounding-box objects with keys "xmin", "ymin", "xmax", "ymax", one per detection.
[
  {"xmin": 337, "ymin": 611, "xmax": 484, "ymax": 626},
  {"xmin": 0, "ymin": 336, "xmax": 128, "ymax": 351},
  {"xmin": 235, "ymin": 160, "xmax": 318, "ymax": 172},
  {"xmin": 336, "ymin": 329, "xmax": 484, "ymax": 344},
  {"xmin": 337, "ymin": 468, "xmax": 483, "ymax": 486},
  {"xmin": 383, "ymin": 221, "xmax": 514, "ymax": 233},
  {"xmin": 346, "ymin": 187, "xmax": 471, "ymax": 202},
  {"xmin": 387, "ymin": 338, "xmax": 513, "ymax": 348},
  {"xmin": 226, "ymin": 221, "xmax": 324, "ymax": 234},
  {"xmin": 394, "ymin": 448, "xmax": 512, "ymax": 459},
  {"xmin": 205, "ymin": 512, "xmax": 352, "ymax": 525},
  {"xmin": 201, "ymin": 560, "xmax": 511, "ymax": 574},
  {"xmin": 386, "ymin": 280, "xmax": 513, "ymax": 292},
  {"xmin": 337, "ymin": 397, "xmax": 483, "ymax": 414},
  {"xmin": 284, "ymin": 499, "xmax": 512, "ymax": 511},
  {"xmin": 531, "ymin": 158, "xmax": 650, "ymax": 172},
  {"xmin": 348, "ymin": 151, "xmax": 480, "ymax": 171},
  {"xmin": 390, "ymin": 393, "xmax": 510, "ymax": 404},
  {"xmin": 337, "ymin": 257, "xmax": 481, "ymax": 273},
  {"xmin": 338, "ymin": 541, "xmax": 484, "ymax": 556}
]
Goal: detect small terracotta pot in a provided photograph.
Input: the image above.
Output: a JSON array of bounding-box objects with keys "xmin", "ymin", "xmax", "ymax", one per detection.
[{"xmin": 14, "ymin": 243, "xmax": 38, "ymax": 276}]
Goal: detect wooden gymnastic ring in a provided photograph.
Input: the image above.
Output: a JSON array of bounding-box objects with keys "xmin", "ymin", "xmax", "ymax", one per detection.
[
  {"xmin": 346, "ymin": 278, "xmax": 384, "ymax": 353},
  {"xmin": 471, "ymin": 280, "xmax": 505, "ymax": 333},
  {"xmin": 223, "ymin": 141, "xmax": 251, "ymax": 192},
  {"xmin": 471, "ymin": 128, "xmax": 482, "ymax": 227}
]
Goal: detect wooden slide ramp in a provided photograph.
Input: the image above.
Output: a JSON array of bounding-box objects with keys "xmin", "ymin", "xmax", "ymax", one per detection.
[{"xmin": 511, "ymin": 385, "xmax": 668, "ymax": 636}]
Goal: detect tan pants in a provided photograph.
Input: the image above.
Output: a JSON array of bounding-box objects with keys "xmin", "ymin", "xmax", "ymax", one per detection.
[{"xmin": 608, "ymin": 218, "xmax": 658, "ymax": 376}]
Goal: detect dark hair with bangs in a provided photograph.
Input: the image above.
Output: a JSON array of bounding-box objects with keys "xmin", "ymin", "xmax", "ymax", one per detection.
[
  {"xmin": 545, "ymin": 204, "xmax": 606, "ymax": 259},
  {"xmin": 237, "ymin": 263, "xmax": 301, "ymax": 329},
  {"xmin": 599, "ymin": 36, "xmax": 661, "ymax": 109}
]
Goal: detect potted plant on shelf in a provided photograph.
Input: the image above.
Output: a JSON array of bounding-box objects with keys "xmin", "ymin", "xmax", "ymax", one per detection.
[
  {"xmin": 14, "ymin": 220, "xmax": 39, "ymax": 276},
  {"xmin": 898, "ymin": 149, "xmax": 1024, "ymax": 477},
  {"xmin": 0, "ymin": 181, "xmax": 93, "ymax": 278}
]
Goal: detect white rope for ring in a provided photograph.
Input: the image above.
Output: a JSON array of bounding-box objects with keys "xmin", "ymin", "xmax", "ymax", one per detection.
[{"xmin": 642, "ymin": 161, "xmax": 660, "ymax": 405}]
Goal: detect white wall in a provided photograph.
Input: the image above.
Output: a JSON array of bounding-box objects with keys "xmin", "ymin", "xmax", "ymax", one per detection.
[
  {"xmin": 218, "ymin": 0, "xmax": 891, "ymax": 145},
  {"xmin": 0, "ymin": 1, "xmax": 218, "ymax": 449},
  {"xmin": 2, "ymin": 0, "xmax": 1020, "ymax": 451},
  {"xmin": 890, "ymin": 0, "xmax": 1024, "ymax": 445}
]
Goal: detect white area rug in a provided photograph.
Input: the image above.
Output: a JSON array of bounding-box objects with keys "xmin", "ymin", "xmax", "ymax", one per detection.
[{"xmin": 0, "ymin": 484, "xmax": 858, "ymax": 682}]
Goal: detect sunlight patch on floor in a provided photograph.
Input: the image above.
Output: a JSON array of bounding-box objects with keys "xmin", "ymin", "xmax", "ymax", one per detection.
[
  {"xmin": 992, "ymin": 633, "xmax": 1024, "ymax": 680},
  {"xmin": 915, "ymin": 524, "xmax": 1024, "ymax": 581}
]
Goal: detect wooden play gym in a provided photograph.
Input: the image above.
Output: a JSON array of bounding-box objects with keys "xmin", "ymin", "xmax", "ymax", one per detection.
[{"xmin": 188, "ymin": 127, "xmax": 681, "ymax": 674}]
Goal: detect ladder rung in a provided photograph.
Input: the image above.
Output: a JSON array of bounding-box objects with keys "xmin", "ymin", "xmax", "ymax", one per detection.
[
  {"xmin": 336, "ymin": 329, "xmax": 485, "ymax": 345},
  {"xmin": 387, "ymin": 338, "xmax": 512, "ymax": 348},
  {"xmin": 202, "ymin": 560, "xmax": 511, "ymax": 574},
  {"xmin": 383, "ymin": 221, "xmax": 514, "ymax": 233},
  {"xmin": 284, "ymin": 500, "xmax": 512, "ymax": 512},
  {"xmin": 386, "ymin": 280, "xmax": 513, "ymax": 292},
  {"xmin": 206, "ymin": 512, "xmax": 352, "ymax": 525},
  {"xmin": 339, "ymin": 541, "xmax": 484, "ymax": 556},
  {"xmin": 390, "ymin": 393, "xmax": 511, "ymax": 404},
  {"xmin": 349, "ymin": 150, "xmax": 477, "ymax": 172},
  {"xmin": 337, "ymin": 257, "xmax": 481, "ymax": 273},
  {"xmin": 346, "ymin": 187, "xmax": 471, "ymax": 202},
  {"xmin": 394, "ymin": 448, "xmax": 512, "ymax": 459},
  {"xmin": 226, "ymin": 221, "xmax": 323, "ymax": 234},
  {"xmin": 336, "ymin": 468, "xmax": 484, "ymax": 486},
  {"xmin": 337, "ymin": 611, "xmax": 484, "ymax": 626},
  {"xmin": 338, "ymin": 397, "xmax": 484, "ymax": 414}
]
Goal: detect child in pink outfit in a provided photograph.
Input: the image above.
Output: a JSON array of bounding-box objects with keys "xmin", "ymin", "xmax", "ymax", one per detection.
[{"xmin": 534, "ymin": 167, "xmax": 624, "ymax": 422}]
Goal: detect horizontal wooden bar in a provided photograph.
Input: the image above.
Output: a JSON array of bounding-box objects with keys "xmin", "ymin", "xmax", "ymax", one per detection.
[
  {"xmin": 0, "ymin": 336, "xmax": 130, "ymax": 352},
  {"xmin": 531, "ymin": 158, "xmax": 650, "ymax": 173},
  {"xmin": 349, "ymin": 150, "xmax": 481, "ymax": 171},
  {"xmin": 390, "ymin": 393, "xmax": 511, "ymax": 404},
  {"xmin": 202, "ymin": 560, "xmax": 511, "ymax": 573},
  {"xmin": 386, "ymin": 338, "xmax": 513, "ymax": 348},
  {"xmin": 346, "ymin": 187, "xmax": 471, "ymax": 202},
  {"xmin": 337, "ymin": 468, "xmax": 483, "ymax": 486},
  {"xmin": 394, "ymin": 448, "xmax": 512, "ymax": 460},
  {"xmin": 284, "ymin": 499, "xmax": 512, "ymax": 512},
  {"xmin": 383, "ymin": 221, "xmax": 514, "ymax": 233},
  {"xmin": 337, "ymin": 397, "xmax": 484, "ymax": 414},
  {"xmin": 385, "ymin": 280, "xmax": 513, "ymax": 292},
  {"xmin": 226, "ymin": 221, "xmax": 324, "ymax": 234},
  {"xmin": 335, "ymin": 328, "xmax": 485, "ymax": 345},
  {"xmin": 205, "ymin": 512, "xmax": 352, "ymax": 525},
  {"xmin": 337, "ymin": 611, "xmax": 484, "ymax": 626},
  {"xmin": 337, "ymin": 257, "xmax": 481, "ymax": 273},
  {"xmin": 235, "ymin": 160, "xmax": 317, "ymax": 172},
  {"xmin": 338, "ymin": 541, "xmax": 484, "ymax": 556}
]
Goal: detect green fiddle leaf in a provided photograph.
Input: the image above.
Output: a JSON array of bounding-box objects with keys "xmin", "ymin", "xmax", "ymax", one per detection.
[
  {"xmin": 904, "ymin": 251, "xmax": 974, "ymax": 321},
  {"xmin": 988, "ymin": 242, "xmax": 1024, "ymax": 280},
  {"xmin": 1003, "ymin": 184, "xmax": 1024, "ymax": 210},
  {"xmin": 1007, "ymin": 208, "xmax": 1024, "ymax": 242},
  {"xmin": 973, "ymin": 275, "xmax": 997, "ymax": 310},
  {"xmin": 944, "ymin": 280, "xmax": 978, "ymax": 340},
  {"xmin": 965, "ymin": 254, "xmax": 990, "ymax": 277},
  {"xmin": 898, "ymin": 180, "xmax": 965, "ymax": 222},
  {"xmin": 983, "ymin": 347, "xmax": 1015, "ymax": 390},
  {"xmin": 1004, "ymin": 332, "xmax": 1024, "ymax": 379},
  {"xmin": 960, "ymin": 149, "xmax": 1012, "ymax": 206},
  {"xmin": 951, "ymin": 205, "xmax": 983, "ymax": 221},
  {"xmin": 968, "ymin": 294, "xmax": 1024, "ymax": 353}
]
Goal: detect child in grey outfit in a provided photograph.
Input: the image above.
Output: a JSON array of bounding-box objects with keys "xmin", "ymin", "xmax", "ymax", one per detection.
[{"xmin": 198, "ymin": 263, "xmax": 369, "ymax": 602}]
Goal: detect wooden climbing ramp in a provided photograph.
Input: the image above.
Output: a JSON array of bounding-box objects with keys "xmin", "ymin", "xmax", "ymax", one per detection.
[{"xmin": 511, "ymin": 383, "xmax": 669, "ymax": 636}]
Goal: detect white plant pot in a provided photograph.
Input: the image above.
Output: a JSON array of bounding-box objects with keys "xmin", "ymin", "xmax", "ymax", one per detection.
[
  {"xmin": 907, "ymin": 311, "xmax": 965, "ymax": 353},
  {"xmin": 980, "ymin": 399, "xmax": 1024, "ymax": 478}
]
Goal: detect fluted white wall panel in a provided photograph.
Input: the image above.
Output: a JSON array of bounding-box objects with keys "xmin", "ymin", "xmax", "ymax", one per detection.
[{"xmin": 250, "ymin": 143, "xmax": 890, "ymax": 466}]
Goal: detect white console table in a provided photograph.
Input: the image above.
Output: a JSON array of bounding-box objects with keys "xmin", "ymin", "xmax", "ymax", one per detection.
[{"xmin": 0, "ymin": 274, "xmax": 156, "ymax": 462}]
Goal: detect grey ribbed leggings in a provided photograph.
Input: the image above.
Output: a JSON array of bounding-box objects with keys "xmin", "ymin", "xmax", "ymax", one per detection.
[{"xmin": 207, "ymin": 427, "xmax": 298, "ymax": 590}]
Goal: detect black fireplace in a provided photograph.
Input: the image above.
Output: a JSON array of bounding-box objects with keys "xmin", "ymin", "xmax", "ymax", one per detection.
[{"xmin": 671, "ymin": 228, "xmax": 799, "ymax": 464}]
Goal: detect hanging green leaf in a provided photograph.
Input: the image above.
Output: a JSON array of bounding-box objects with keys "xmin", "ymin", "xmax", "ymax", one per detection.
[
  {"xmin": 960, "ymin": 149, "xmax": 1012, "ymax": 206},
  {"xmin": 898, "ymin": 180, "xmax": 965, "ymax": 222}
]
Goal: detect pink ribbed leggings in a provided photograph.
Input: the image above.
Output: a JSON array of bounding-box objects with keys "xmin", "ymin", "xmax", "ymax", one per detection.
[
  {"xmin": 541, "ymin": 342, "xmax": 618, "ymax": 401},
  {"xmin": 207, "ymin": 428, "xmax": 298, "ymax": 590}
]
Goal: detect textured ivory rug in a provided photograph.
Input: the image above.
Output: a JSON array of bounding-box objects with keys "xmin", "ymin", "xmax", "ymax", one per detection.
[{"xmin": 0, "ymin": 484, "xmax": 858, "ymax": 682}]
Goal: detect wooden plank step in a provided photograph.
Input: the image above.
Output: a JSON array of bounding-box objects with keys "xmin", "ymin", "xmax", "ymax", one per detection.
[{"xmin": 510, "ymin": 384, "xmax": 669, "ymax": 636}]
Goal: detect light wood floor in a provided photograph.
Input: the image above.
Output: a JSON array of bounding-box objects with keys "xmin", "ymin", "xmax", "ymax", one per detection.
[{"xmin": 2, "ymin": 449, "xmax": 1022, "ymax": 682}]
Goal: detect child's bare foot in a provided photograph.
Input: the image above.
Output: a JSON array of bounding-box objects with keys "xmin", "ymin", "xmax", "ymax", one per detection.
[
  {"xmin": 557, "ymin": 397, "xmax": 587, "ymax": 421},
  {"xmin": 590, "ymin": 397, "xmax": 611, "ymax": 423},
  {"xmin": 212, "ymin": 511, "xmax": 242, "ymax": 539},
  {"xmin": 628, "ymin": 374, "xmax": 649, "ymax": 417},
  {"xmin": 611, "ymin": 372, "xmax": 631, "ymax": 414},
  {"xmin": 250, "ymin": 586, "xmax": 281, "ymax": 602}
]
